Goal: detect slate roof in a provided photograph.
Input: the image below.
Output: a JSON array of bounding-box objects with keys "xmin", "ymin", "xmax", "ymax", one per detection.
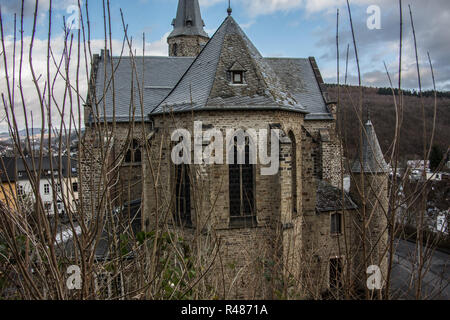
[
  {"xmin": 0, "ymin": 157, "xmax": 17, "ymax": 182},
  {"xmin": 92, "ymin": 56, "xmax": 194, "ymax": 122},
  {"xmin": 15, "ymin": 156, "xmax": 78, "ymax": 180},
  {"xmin": 316, "ymin": 180, "xmax": 357, "ymax": 213},
  {"xmin": 351, "ymin": 120, "xmax": 389, "ymax": 173},
  {"xmin": 168, "ymin": 0, "xmax": 208, "ymax": 39},
  {"xmin": 266, "ymin": 58, "xmax": 332, "ymax": 120},
  {"xmin": 152, "ymin": 16, "xmax": 313, "ymax": 115},
  {"xmin": 90, "ymin": 17, "xmax": 332, "ymax": 122}
]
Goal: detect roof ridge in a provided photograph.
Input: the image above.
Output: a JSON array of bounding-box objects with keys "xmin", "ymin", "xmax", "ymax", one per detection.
[
  {"xmin": 108, "ymin": 55, "xmax": 194, "ymax": 59},
  {"xmin": 265, "ymin": 57, "xmax": 309, "ymax": 60},
  {"xmin": 204, "ymin": 17, "xmax": 232, "ymax": 109},
  {"xmin": 217, "ymin": 18, "xmax": 301, "ymax": 108}
]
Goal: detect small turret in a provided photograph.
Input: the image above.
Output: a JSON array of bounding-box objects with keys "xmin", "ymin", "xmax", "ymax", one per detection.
[
  {"xmin": 351, "ymin": 119, "xmax": 389, "ymax": 174},
  {"xmin": 350, "ymin": 119, "xmax": 389, "ymax": 292},
  {"xmin": 167, "ymin": 0, "xmax": 210, "ymax": 57}
]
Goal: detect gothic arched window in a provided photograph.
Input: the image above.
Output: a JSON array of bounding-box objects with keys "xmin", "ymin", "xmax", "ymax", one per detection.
[
  {"xmin": 229, "ymin": 135, "xmax": 256, "ymax": 227},
  {"xmin": 125, "ymin": 140, "xmax": 141, "ymax": 164}
]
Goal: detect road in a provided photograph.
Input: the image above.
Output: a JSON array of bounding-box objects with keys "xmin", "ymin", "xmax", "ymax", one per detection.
[{"xmin": 391, "ymin": 239, "xmax": 449, "ymax": 299}]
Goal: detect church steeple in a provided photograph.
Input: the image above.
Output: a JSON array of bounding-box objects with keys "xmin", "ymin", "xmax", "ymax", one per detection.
[{"xmin": 168, "ymin": 0, "xmax": 210, "ymax": 57}]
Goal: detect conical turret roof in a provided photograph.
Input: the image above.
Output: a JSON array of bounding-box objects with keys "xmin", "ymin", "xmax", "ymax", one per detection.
[{"xmin": 351, "ymin": 120, "xmax": 389, "ymax": 173}]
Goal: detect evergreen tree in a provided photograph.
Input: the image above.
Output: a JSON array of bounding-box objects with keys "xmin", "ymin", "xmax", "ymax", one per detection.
[{"xmin": 429, "ymin": 145, "xmax": 444, "ymax": 171}]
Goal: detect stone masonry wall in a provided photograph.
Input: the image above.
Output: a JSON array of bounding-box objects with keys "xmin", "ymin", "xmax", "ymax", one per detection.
[
  {"xmin": 168, "ymin": 35, "xmax": 209, "ymax": 57},
  {"xmin": 350, "ymin": 172, "xmax": 389, "ymax": 290},
  {"xmin": 143, "ymin": 110, "xmax": 309, "ymax": 298},
  {"xmin": 80, "ymin": 123, "xmax": 148, "ymax": 218},
  {"xmin": 80, "ymin": 108, "xmax": 380, "ymax": 298},
  {"xmin": 303, "ymin": 120, "xmax": 343, "ymax": 188}
]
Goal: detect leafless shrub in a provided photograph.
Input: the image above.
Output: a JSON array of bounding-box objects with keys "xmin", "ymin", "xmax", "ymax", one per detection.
[{"xmin": 0, "ymin": 0, "xmax": 447, "ymax": 300}]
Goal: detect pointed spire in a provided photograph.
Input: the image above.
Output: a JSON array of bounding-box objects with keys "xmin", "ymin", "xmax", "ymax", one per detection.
[
  {"xmin": 351, "ymin": 120, "xmax": 389, "ymax": 173},
  {"xmin": 168, "ymin": 0, "xmax": 209, "ymax": 39},
  {"xmin": 227, "ymin": 0, "xmax": 232, "ymax": 16}
]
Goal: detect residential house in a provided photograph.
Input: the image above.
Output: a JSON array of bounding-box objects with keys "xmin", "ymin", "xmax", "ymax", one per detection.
[{"xmin": 16, "ymin": 156, "xmax": 79, "ymax": 217}]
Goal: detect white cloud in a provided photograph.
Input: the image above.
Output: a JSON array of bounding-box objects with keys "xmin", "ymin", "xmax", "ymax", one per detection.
[
  {"xmin": 0, "ymin": 0, "xmax": 49, "ymax": 15},
  {"xmin": 241, "ymin": 0, "xmax": 303, "ymax": 16},
  {"xmin": 144, "ymin": 32, "xmax": 169, "ymax": 56},
  {"xmin": 240, "ymin": 20, "xmax": 256, "ymax": 29},
  {"xmin": 199, "ymin": 0, "xmax": 225, "ymax": 7},
  {"xmin": 195, "ymin": 0, "xmax": 341, "ymax": 16},
  {"xmin": 315, "ymin": 0, "xmax": 450, "ymax": 90},
  {"xmin": 163, "ymin": 0, "xmax": 392, "ymax": 18},
  {"xmin": 0, "ymin": 32, "xmax": 168, "ymax": 132},
  {"xmin": 222, "ymin": 0, "xmax": 396, "ymax": 16}
]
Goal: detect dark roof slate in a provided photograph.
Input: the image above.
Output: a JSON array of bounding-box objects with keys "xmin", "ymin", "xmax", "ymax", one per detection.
[
  {"xmin": 15, "ymin": 156, "xmax": 77, "ymax": 180},
  {"xmin": 151, "ymin": 17, "xmax": 230, "ymax": 114},
  {"xmin": 0, "ymin": 157, "xmax": 17, "ymax": 182},
  {"xmin": 316, "ymin": 180, "xmax": 358, "ymax": 212},
  {"xmin": 351, "ymin": 120, "xmax": 389, "ymax": 173},
  {"xmin": 265, "ymin": 58, "xmax": 332, "ymax": 120},
  {"xmin": 93, "ymin": 56, "xmax": 194, "ymax": 122}
]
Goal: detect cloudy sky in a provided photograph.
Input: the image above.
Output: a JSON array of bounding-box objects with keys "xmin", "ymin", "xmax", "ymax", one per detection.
[{"xmin": 0, "ymin": 0, "xmax": 449, "ymax": 132}]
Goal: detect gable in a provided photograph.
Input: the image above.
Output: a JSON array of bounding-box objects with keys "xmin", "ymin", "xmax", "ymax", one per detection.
[
  {"xmin": 206, "ymin": 28, "xmax": 281, "ymax": 107},
  {"xmin": 228, "ymin": 61, "xmax": 246, "ymax": 72}
]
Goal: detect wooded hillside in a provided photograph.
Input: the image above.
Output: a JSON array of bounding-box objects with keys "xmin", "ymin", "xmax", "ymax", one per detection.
[{"xmin": 326, "ymin": 85, "xmax": 450, "ymax": 162}]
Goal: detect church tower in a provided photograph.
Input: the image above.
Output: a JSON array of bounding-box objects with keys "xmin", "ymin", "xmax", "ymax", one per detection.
[
  {"xmin": 350, "ymin": 119, "xmax": 389, "ymax": 291},
  {"xmin": 167, "ymin": 0, "xmax": 210, "ymax": 57}
]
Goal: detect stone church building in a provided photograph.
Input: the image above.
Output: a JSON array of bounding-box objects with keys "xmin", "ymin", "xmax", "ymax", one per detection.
[{"xmin": 82, "ymin": 0, "xmax": 389, "ymax": 299}]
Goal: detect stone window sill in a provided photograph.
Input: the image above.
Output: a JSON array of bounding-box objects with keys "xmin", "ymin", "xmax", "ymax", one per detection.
[
  {"xmin": 122, "ymin": 162, "xmax": 142, "ymax": 167},
  {"xmin": 169, "ymin": 221, "xmax": 194, "ymax": 229},
  {"xmin": 331, "ymin": 233, "xmax": 343, "ymax": 237},
  {"xmin": 229, "ymin": 216, "xmax": 257, "ymax": 229},
  {"xmin": 229, "ymin": 83, "xmax": 248, "ymax": 87}
]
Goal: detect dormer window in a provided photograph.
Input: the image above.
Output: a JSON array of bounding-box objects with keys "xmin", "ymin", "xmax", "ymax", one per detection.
[
  {"xmin": 228, "ymin": 61, "xmax": 246, "ymax": 85},
  {"xmin": 232, "ymin": 71, "xmax": 243, "ymax": 84}
]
